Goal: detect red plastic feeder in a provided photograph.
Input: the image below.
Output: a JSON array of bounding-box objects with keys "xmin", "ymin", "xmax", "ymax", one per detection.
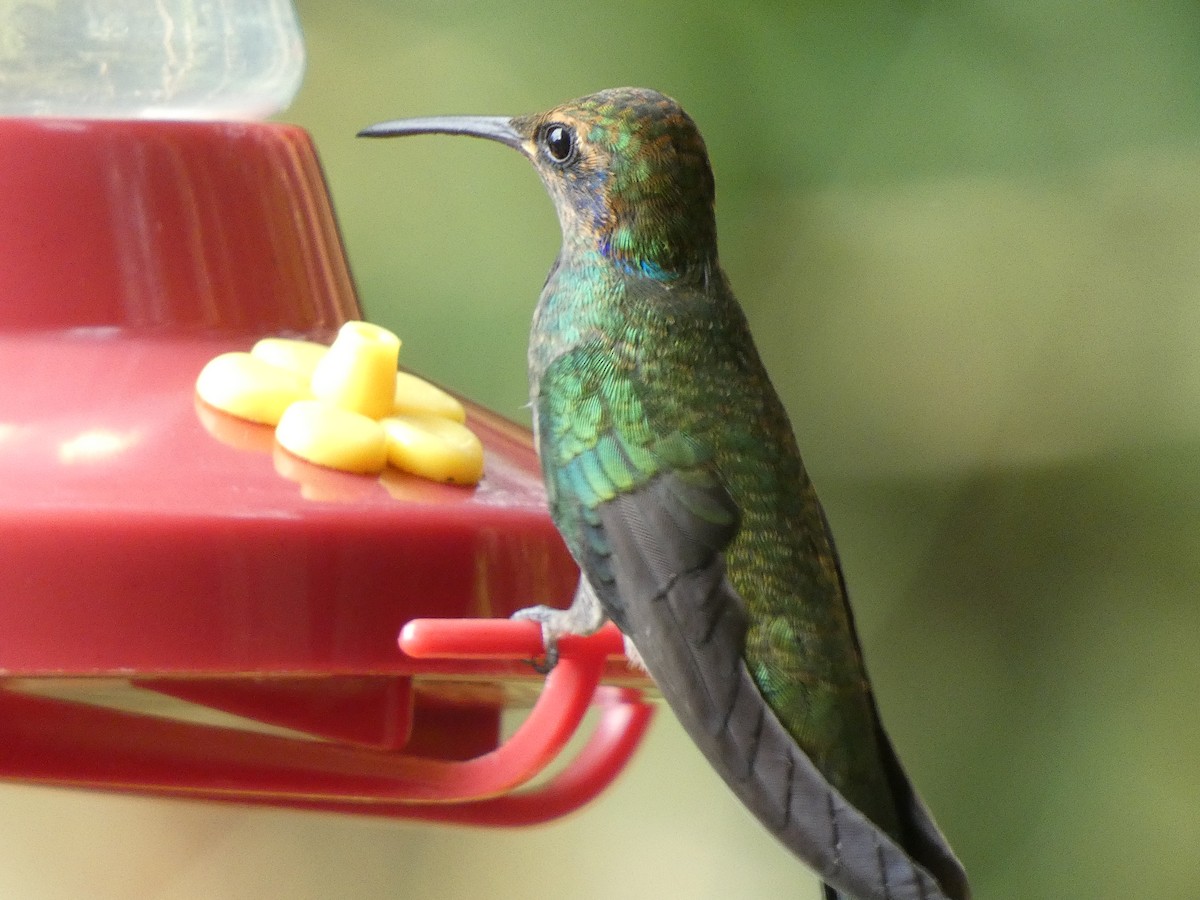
[{"xmin": 0, "ymin": 118, "xmax": 653, "ymax": 824}]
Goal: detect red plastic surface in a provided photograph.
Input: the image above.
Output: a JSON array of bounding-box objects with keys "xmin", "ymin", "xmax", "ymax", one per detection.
[
  {"xmin": 0, "ymin": 118, "xmax": 356, "ymax": 333},
  {"xmin": 0, "ymin": 118, "xmax": 653, "ymax": 822},
  {"xmin": 0, "ymin": 332, "xmax": 586, "ymax": 674}
]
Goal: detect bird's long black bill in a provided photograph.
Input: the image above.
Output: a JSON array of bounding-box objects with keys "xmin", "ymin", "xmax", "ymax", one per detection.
[{"xmin": 357, "ymin": 115, "xmax": 525, "ymax": 152}]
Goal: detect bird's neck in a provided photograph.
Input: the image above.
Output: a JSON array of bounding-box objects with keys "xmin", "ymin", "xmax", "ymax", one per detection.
[
  {"xmin": 527, "ymin": 235, "xmax": 724, "ymax": 395},
  {"xmin": 526, "ymin": 246, "xmax": 633, "ymax": 390},
  {"xmin": 546, "ymin": 172, "xmax": 718, "ymax": 282},
  {"xmin": 550, "ymin": 215, "xmax": 717, "ymax": 288},
  {"xmin": 598, "ymin": 194, "xmax": 718, "ymax": 281}
]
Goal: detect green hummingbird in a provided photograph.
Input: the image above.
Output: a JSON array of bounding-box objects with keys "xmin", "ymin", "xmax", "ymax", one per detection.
[{"xmin": 361, "ymin": 87, "xmax": 970, "ymax": 900}]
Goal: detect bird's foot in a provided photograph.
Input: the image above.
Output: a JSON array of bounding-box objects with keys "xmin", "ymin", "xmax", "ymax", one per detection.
[
  {"xmin": 511, "ymin": 578, "xmax": 608, "ymax": 673},
  {"xmin": 511, "ymin": 604, "xmax": 573, "ymax": 672}
]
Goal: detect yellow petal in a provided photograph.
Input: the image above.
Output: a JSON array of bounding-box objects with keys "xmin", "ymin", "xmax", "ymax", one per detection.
[
  {"xmin": 393, "ymin": 371, "xmax": 466, "ymax": 423},
  {"xmin": 196, "ymin": 352, "xmax": 309, "ymax": 426},
  {"xmin": 382, "ymin": 414, "xmax": 484, "ymax": 485},
  {"xmin": 250, "ymin": 337, "xmax": 328, "ymax": 381},
  {"xmin": 277, "ymin": 400, "xmax": 388, "ymax": 474}
]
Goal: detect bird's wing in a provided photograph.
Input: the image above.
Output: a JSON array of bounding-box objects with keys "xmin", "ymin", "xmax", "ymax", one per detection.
[
  {"xmin": 534, "ymin": 341, "xmax": 739, "ymax": 632},
  {"xmin": 536, "ymin": 346, "xmax": 967, "ymax": 900}
]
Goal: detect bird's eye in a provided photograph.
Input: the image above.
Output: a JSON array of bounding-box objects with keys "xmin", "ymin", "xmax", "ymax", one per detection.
[{"xmin": 543, "ymin": 123, "xmax": 575, "ymax": 163}]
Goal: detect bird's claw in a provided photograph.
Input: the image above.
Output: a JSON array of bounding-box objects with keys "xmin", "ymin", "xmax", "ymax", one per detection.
[
  {"xmin": 512, "ymin": 581, "xmax": 608, "ymax": 674},
  {"xmin": 531, "ymin": 641, "xmax": 559, "ymax": 675},
  {"xmin": 511, "ymin": 604, "xmax": 564, "ymax": 673}
]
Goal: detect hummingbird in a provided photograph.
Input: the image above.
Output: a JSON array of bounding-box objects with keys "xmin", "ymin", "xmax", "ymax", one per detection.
[{"xmin": 360, "ymin": 87, "xmax": 970, "ymax": 900}]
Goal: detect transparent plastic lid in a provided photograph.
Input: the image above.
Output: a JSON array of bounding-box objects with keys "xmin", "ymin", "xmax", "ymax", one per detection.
[{"xmin": 0, "ymin": 0, "xmax": 305, "ymax": 119}]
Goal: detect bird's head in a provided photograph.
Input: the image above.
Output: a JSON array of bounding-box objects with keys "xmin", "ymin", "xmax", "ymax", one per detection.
[{"xmin": 360, "ymin": 87, "xmax": 719, "ymax": 280}]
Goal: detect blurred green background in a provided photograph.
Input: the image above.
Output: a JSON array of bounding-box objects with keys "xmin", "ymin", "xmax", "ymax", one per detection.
[{"xmin": 4, "ymin": 1, "xmax": 1200, "ymax": 898}]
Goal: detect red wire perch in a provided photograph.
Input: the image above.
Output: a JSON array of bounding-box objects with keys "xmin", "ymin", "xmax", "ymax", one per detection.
[
  {"xmin": 398, "ymin": 616, "xmax": 629, "ymax": 660},
  {"xmin": 0, "ymin": 620, "xmax": 653, "ymax": 827},
  {"xmin": 391, "ymin": 618, "xmax": 654, "ymax": 818},
  {"xmin": 258, "ymin": 684, "xmax": 652, "ymax": 827}
]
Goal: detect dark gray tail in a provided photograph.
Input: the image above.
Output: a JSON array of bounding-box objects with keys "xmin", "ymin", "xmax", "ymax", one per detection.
[
  {"xmin": 613, "ymin": 558, "xmax": 965, "ymax": 898},
  {"xmin": 598, "ymin": 487, "xmax": 970, "ymax": 900}
]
